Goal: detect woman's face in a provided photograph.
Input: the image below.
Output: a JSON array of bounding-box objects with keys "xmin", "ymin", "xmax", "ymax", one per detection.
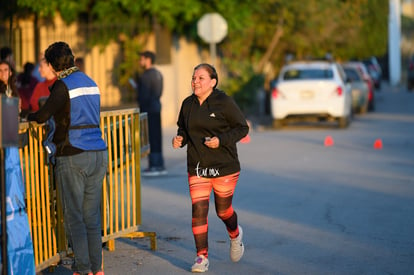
[
  {"xmin": 39, "ymin": 59, "xmax": 55, "ymax": 79},
  {"xmin": 191, "ymin": 67, "xmax": 216, "ymax": 101},
  {"xmin": 0, "ymin": 63, "xmax": 11, "ymax": 85}
]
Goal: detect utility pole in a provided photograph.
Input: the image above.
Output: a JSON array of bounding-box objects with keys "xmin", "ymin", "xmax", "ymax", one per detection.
[{"xmin": 389, "ymin": 0, "xmax": 401, "ymax": 86}]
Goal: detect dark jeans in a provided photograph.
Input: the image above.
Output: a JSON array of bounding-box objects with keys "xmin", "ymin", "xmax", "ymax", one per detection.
[
  {"xmin": 55, "ymin": 150, "xmax": 108, "ymax": 274},
  {"xmin": 147, "ymin": 112, "xmax": 164, "ymax": 168}
]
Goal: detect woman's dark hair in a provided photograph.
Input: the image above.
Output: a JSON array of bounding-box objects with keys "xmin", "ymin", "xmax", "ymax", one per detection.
[
  {"xmin": 0, "ymin": 46, "xmax": 12, "ymax": 61},
  {"xmin": 194, "ymin": 63, "xmax": 218, "ymax": 89},
  {"xmin": 0, "ymin": 60, "xmax": 18, "ymax": 97},
  {"xmin": 44, "ymin": 41, "xmax": 75, "ymax": 72}
]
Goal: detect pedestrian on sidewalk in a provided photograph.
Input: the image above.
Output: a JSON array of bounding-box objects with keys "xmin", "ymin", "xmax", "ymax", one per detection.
[
  {"xmin": 172, "ymin": 63, "xmax": 249, "ymax": 272},
  {"xmin": 137, "ymin": 50, "xmax": 167, "ymax": 176},
  {"xmin": 27, "ymin": 41, "xmax": 108, "ymax": 275}
]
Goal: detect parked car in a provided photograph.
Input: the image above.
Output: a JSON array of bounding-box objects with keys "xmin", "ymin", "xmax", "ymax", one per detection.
[
  {"xmin": 342, "ymin": 64, "xmax": 370, "ymax": 114},
  {"xmin": 271, "ymin": 60, "xmax": 352, "ymax": 129},
  {"xmin": 343, "ymin": 61, "xmax": 375, "ymax": 111},
  {"xmin": 362, "ymin": 57, "xmax": 382, "ymax": 89},
  {"xmin": 407, "ymin": 55, "xmax": 414, "ymax": 91}
]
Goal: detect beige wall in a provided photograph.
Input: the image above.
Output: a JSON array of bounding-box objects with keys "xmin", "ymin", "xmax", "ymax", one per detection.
[
  {"xmin": 403, "ymin": 1, "xmax": 414, "ymax": 17},
  {"xmin": 159, "ymin": 37, "xmax": 210, "ymax": 126},
  {"xmin": 402, "ymin": 1, "xmax": 414, "ymax": 58},
  {"xmin": 5, "ymin": 14, "xmax": 215, "ymax": 126},
  {"xmin": 13, "ymin": 14, "xmax": 122, "ymax": 107}
]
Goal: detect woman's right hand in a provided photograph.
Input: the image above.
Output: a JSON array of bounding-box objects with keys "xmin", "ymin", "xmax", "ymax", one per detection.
[{"xmin": 172, "ymin": 135, "xmax": 183, "ymax": 149}]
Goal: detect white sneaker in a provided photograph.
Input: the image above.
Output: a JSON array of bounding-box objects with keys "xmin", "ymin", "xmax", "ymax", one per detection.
[
  {"xmin": 191, "ymin": 255, "xmax": 209, "ymax": 273},
  {"xmin": 230, "ymin": 225, "xmax": 244, "ymax": 262}
]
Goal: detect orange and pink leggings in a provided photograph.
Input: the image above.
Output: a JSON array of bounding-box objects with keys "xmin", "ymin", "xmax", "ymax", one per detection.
[{"xmin": 188, "ymin": 172, "xmax": 240, "ymax": 258}]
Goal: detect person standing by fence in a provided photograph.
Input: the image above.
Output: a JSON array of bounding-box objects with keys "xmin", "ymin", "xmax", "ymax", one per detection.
[
  {"xmin": 27, "ymin": 41, "xmax": 108, "ymax": 275},
  {"xmin": 136, "ymin": 51, "xmax": 167, "ymax": 176}
]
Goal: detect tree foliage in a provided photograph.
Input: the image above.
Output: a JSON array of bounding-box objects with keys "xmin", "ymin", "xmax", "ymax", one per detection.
[
  {"xmin": 3, "ymin": 0, "xmax": 389, "ymax": 105},
  {"xmin": 12, "ymin": 0, "xmax": 388, "ymax": 60}
]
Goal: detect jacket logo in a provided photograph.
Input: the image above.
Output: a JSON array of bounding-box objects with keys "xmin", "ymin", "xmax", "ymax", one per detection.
[{"xmin": 209, "ymin": 113, "xmax": 216, "ymax": 117}]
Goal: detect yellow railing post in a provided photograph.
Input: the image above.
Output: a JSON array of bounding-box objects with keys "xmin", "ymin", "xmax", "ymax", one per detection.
[{"xmin": 134, "ymin": 112, "xmax": 141, "ymax": 225}]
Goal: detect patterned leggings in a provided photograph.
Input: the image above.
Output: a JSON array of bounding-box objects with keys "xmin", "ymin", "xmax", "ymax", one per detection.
[{"xmin": 188, "ymin": 172, "xmax": 240, "ymax": 258}]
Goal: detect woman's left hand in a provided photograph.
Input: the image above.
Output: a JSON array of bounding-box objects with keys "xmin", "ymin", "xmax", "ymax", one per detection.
[{"xmin": 204, "ymin": 136, "xmax": 219, "ymax": 149}]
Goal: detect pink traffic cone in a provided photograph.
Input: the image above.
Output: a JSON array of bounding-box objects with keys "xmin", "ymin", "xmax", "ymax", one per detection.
[
  {"xmin": 373, "ymin": 139, "xmax": 383, "ymax": 149},
  {"xmin": 324, "ymin": 136, "xmax": 334, "ymax": 147}
]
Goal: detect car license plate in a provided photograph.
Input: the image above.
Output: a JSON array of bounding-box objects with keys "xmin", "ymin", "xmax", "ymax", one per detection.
[{"xmin": 301, "ymin": 90, "xmax": 314, "ymax": 99}]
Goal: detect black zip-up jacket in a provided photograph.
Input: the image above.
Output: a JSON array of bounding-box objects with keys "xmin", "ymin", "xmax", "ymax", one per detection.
[{"xmin": 177, "ymin": 89, "xmax": 249, "ymax": 178}]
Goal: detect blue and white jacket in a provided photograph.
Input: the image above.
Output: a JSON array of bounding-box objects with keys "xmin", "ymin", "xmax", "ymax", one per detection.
[
  {"xmin": 28, "ymin": 67, "xmax": 107, "ymax": 160},
  {"xmin": 61, "ymin": 71, "xmax": 106, "ymax": 151}
]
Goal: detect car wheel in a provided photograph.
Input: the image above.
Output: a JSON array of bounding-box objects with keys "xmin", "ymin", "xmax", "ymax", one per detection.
[
  {"xmin": 368, "ymin": 98, "xmax": 375, "ymax": 111},
  {"xmin": 368, "ymin": 102, "xmax": 375, "ymax": 111},
  {"xmin": 408, "ymin": 82, "xmax": 414, "ymax": 91},
  {"xmin": 338, "ymin": 116, "xmax": 349, "ymax": 129},
  {"xmin": 359, "ymin": 104, "xmax": 368, "ymax": 114},
  {"xmin": 273, "ymin": 119, "xmax": 284, "ymax": 129}
]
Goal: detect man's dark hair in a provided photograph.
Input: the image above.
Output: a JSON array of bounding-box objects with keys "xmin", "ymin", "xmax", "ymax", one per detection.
[
  {"xmin": 140, "ymin": 51, "xmax": 156, "ymax": 64},
  {"xmin": 44, "ymin": 41, "xmax": 75, "ymax": 72}
]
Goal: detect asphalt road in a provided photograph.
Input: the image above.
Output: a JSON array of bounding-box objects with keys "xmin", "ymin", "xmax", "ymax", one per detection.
[{"xmin": 42, "ymin": 81, "xmax": 414, "ymax": 275}]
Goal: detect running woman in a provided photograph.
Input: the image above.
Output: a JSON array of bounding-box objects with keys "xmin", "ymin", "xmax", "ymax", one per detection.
[{"xmin": 172, "ymin": 63, "xmax": 248, "ymax": 272}]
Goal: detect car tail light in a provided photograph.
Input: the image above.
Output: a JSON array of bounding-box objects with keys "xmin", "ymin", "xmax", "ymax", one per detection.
[
  {"xmin": 271, "ymin": 87, "xmax": 279, "ymax": 99},
  {"xmin": 336, "ymin": 86, "xmax": 343, "ymax": 96},
  {"xmin": 364, "ymin": 79, "xmax": 373, "ymax": 93}
]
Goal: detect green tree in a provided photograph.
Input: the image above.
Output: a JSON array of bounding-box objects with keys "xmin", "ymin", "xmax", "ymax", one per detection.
[{"xmin": 3, "ymin": 0, "xmax": 389, "ymax": 110}]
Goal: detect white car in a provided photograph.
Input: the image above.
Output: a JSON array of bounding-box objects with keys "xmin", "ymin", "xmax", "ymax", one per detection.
[{"xmin": 271, "ymin": 61, "xmax": 352, "ymax": 128}]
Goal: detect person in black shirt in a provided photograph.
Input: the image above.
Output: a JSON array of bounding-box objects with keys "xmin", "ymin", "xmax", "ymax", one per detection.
[
  {"xmin": 172, "ymin": 63, "xmax": 248, "ymax": 272},
  {"xmin": 27, "ymin": 42, "xmax": 107, "ymax": 275},
  {"xmin": 137, "ymin": 51, "xmax": 167, "ymax": 176}
]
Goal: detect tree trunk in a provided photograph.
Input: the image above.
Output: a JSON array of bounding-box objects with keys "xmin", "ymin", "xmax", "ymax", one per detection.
[{"xmin": 256, "ymin": 25, "xmax": 283, "ymax": 74}]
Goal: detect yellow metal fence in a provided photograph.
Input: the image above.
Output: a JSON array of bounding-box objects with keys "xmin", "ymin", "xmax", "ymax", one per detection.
[{"xmin": 18, "ymin": 108, "xmax": 153, "ymax": 273}]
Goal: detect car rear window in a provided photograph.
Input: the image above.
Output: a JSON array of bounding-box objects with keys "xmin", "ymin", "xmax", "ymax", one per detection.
[
  {"xmin": 343, "ymin": 68, "xmax": 362, "ymax": 81},
  {"xmin": 283, "ymin": 68, "xmax": 334, "ymax": 80}
]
